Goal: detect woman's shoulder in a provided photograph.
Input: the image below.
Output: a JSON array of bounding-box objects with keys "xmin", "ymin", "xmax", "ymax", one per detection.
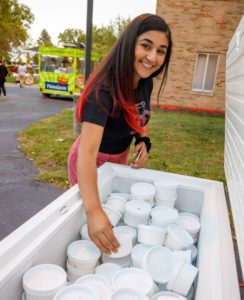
[
  {"xmin": 86, "ymin": 83, "xmax": 113, "ymax": 112},
  {"xmin": 88, "ymin": 82, "xmax": 112, "ymax": 101}
]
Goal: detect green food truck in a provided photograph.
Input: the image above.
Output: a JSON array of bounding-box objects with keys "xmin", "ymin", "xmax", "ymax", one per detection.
[{"xmin": 38, "ymin": 47, "xmax": 100, "ymax": 98}]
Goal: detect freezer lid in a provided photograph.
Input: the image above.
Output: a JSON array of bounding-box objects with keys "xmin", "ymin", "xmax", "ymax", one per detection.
[{"xmin": 225, "ymin": 15, "xmax": 244, "ymax": 278}]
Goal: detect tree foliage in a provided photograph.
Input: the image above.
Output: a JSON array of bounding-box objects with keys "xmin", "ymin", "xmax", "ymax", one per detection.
[
  {"xmin": 92, "ymin": 16, "xmax": 131, "ymax": 58},
  {"xmin": 37, "ymin": 29, "xmax": 53, "ymax": 47},
  {"xmin": 0, "ymin": 0, "xmax": 34, "ymax": 58},
  {"xmin": 57, "ymin": 15, "xmax": 131, "ymax": 59},
  {"xmin": 58, "ymin": 29, "xmax": 86, "ymax": 45}
]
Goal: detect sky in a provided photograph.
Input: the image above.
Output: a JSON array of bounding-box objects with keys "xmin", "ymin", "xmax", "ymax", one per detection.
[{"xmin": 19, "ymin": 0, "xmax": 157, "ymax": 45}]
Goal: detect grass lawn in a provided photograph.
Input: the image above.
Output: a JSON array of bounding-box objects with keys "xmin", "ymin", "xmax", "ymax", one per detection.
[{"xmin": 18, "ymin": 109, "xmax": 225, "ymax": 190}]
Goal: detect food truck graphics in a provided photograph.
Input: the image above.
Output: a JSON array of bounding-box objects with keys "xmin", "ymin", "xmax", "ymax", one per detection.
[{"xmin": 38, "ymin": 47, "xmax": 100, "ymax": 97}]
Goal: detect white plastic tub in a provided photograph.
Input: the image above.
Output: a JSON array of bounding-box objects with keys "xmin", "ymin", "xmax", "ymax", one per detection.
[
  {"xmin": 66, "ymin": 260, "xmax": 95, "ymax": 282},
  {"xmin": 124, "ymin": 200, "xmax": 151, "ymax": 227},
  {"xmin": 141, "ymin": 246, "xmax": 177, "ymax": 284},
  {"xmin": 75, "ymin": 274, "xmax": 112, "ymax": 300},
  {"xmin": 0, "ymin": 163, "xmax": 241, "ymax": 300},
  {"xmin": 95, "ymin": 263, "xmax": 122, "ymax": 283},
  {"xmin": 151, "ymin": 206, "xmax": 179, "ymax": 228},
  {"xmin": 130, "ymin": 182, "xmax": 156, "ymax": 206},
  {"xmin": 112, "ymin": 267, "xmax": 154, "ymax": 297},
  {"xmin": 151, "ymin": 291, "xmax": 187, "ymax": 300},
  {"xmin": 166, "ymin": 259, "xmax": 198, "ymax": 296},
  {"xmin": 176, "ymin": 213, "xmax": 201, "ymax": 242},
  {"xmin": 111, "ymin": 288, "xmax": 150, "ymax": 300},
  {"xmin": 23, "ymin": 264, "xmax": 66, "ymax": 300},
  {"xmin": 108, "ymin": 226, "xmax": 133, "ymax": 258},
  {"xmin": 131, "ymin": 243, "xmax": 153, "ymax": 268},
  {"xmin": 67, "ymin": 240, "xmax": 101, "ymax": 270},
  {"xmin": 53, "ymin": 285, "xmax": 99, "ymax": 300},
  {"xmin": 164, "ymin": 224, "xmax": 194, "ymax": 251},
  {"xmin": 137, "ymin": 224, "xmax": 166, "ymax": 246}
]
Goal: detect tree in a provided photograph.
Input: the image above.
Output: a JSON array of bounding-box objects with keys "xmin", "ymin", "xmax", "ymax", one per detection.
[
  {"xmin": 57, "ymin": 16, "xmax": 131, "ymax": 60},
  {"xmin": 112, "ymin": 15, "xmax": 131, "ymax": 38},
  {"xmin": 0, "ymin": 0, "xmax": 34, "ymax": 58},
  {"xmin": 92, "ymin": 24, "xmax": 116, "ymax": 59},
  {"xmin": 32, "ymin": 53, "xmax": 38, "ymax": 65},
  {"xmin": 26, "ymin": 52, "xmax": 31, "ymax": 64},
  {"xmin": 37, "ymin": 29, "xmax": 53, "ymax": 47},
  {"xmin": 92, "ymin": 16, "xmax": 131, "ymax": 59},
  {"xmin": 58, "ymin": 29, "xmax": 86, "ymax": 45}
]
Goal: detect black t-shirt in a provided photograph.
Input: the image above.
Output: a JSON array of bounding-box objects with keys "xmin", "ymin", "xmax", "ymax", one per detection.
[{"xmin": 81, "ymin": 78, "xmax": 153, "ymax": 154}]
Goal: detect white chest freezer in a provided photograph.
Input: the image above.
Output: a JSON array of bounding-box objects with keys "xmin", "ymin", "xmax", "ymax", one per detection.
[{"xmin": 0, "ymin": 163, "xmax": 241, "ymax": 299}]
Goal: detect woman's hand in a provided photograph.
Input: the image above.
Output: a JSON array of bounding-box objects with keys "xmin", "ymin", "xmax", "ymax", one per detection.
[
  {"xmin": 86, "ymin": 207, "xmax": 120, "ymax": 254},
  {"xmin": 130, "ymin": 141, "xmax": 148, "ymax": 169}
]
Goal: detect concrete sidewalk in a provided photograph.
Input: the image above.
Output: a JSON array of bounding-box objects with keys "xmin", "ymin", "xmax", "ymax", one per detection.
[{"xmin": 0, "ymin": 84, "xmax": 74, "ymax": 240}]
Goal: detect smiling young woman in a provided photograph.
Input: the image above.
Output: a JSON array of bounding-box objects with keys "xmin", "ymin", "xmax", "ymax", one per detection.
[
  {"xmin": 67, "ymin": 14, "xmax": 172, "ymax": 254},
  {"xmin": 134, "ymin": 30, "xmax": 169, "ymax": 87}
]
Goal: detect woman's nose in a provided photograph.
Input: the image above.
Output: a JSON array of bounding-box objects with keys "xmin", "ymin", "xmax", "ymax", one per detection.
[{"xmin": 147, "ymin": 49, "xmax": 157, "ymax": 63}]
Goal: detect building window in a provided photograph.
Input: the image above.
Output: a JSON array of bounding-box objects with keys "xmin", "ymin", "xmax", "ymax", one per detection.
[{"xmin": 192, "ymin": 53, "xmax": 219, "ymax": 94}]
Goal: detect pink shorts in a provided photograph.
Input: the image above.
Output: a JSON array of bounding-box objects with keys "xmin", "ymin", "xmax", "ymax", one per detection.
[{"xmin": 68, "ymin": 136, "xmax": 130, "ymax": 187}]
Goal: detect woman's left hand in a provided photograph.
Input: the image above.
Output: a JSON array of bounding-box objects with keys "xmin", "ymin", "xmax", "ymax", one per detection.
[{"xmin": 130, "ymin": 142, "xmax": 147, "ymax": 169}]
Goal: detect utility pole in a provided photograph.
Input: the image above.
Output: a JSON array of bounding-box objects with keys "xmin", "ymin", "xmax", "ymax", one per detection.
[
  {"xmin": 85, "ymin": 0, "xmax": 93, "ymax": 82},
  {"xmin": 73, "ymin": 0, "xmax": 94, "ymax": 135}
]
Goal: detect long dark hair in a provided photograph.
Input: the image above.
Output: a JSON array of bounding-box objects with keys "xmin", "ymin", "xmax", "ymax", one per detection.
[{"xmin": 77, "ymin": 13, "xmax": 172, "ymax": 134}]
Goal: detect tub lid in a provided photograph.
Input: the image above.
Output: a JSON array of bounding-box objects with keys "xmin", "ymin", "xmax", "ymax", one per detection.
[
  {"xmin": 95, "ymin": 263, "xmax": 122, "ymax": 282},
  {"xmin": 166, "ymin": 259, "xmax": 185, "ymax": 291},
  {"xmin": 131, "ymin": 182, "xmax": 156, "ymax": 198},
  {"xmin": 114, "ymin": 225, "xmax": 137, "ymax": 240},
  {"xmin": 102, "ymin": 204, "xmax": 122, "ymax": 217},
  {"xmin": 23, "ymin": 264, "xmax": 67, "ymax": 296},
  {"xmin": 151, "ymin": 206, "xmax": 179, "ymax": 222},
  {"xmin": 107, "ymin": 195, "xmax": 128, "ymax": 203},
  {"xmin": 75, "ymin": 274, "xmax": 112, "ymax": 300},
  {"xmin": 53, "ymin": 285, "xmax": 99, "ymax": 300},
  {"xmin": 131, "ymin": 243, "xmax": 153, "ymax": 264},
  {"xmin": 167, "ymin": 224, "xmax": 194, "ymax": 248},
  {"xmin": 151, "ymin": 291, "xmax": 187, "ymax": 300},
  {"xmin": 176, "ymin": 213, "xmax": 201, "ymax": 233},
  {"xmin": 112, "ymin": 267, "xmax": 154, "ymax": 296},
  {"xmin": 102, "ymin": 252, "xmax": 131, "ymax": 267},
  {"xmin": 109, "ymin": 192, "xmax": 131, "ymax": 201},
  {"xmin": 113, "ymin": 226, "xmax": 135, "ymax": 242},
  {"xmin": 125, "ymin": 200, "xmax": 151, "ymax": 217},
  {"xmin": 142, "ymin": 246, "xmax": 177, "ymax": 284},
  {"xmin": 67, "ymin": 240, "xmax": 101, "ymax": 262},
  {"xmin": 138, "ymin": 224, "xmax": 167, "ymax": 233},
  {"xmin": 111, "ymin": 288, "xmax": 150, "ymax": 300}
]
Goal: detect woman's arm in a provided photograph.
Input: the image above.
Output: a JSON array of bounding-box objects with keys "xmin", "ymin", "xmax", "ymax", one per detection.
[{"xmin": 77, "ymin": 121, "xmax": 120, "ymax": 254}]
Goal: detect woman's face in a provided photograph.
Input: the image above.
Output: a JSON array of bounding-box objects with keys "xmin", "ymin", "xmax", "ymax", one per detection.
[{"xmin": 134, "ymin": 30, "xmax": 169, "ymax": 87}]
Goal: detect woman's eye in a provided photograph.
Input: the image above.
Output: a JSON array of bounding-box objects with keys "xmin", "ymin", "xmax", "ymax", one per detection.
[
  {"xmin": 141, "ymin": 43, "xmax": 150, "ymax": 49},
  {"xmin": 158, "ymin": 49, "xmax": 166, "ymax": 55}
]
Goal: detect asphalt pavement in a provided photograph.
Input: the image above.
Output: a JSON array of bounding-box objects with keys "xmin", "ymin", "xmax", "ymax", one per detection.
[{"xmin": 0, "ymin": 84, "xmax": 74, "ymax": 240}]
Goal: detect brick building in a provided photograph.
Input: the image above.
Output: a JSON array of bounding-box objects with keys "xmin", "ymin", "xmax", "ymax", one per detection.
[{"xmin": 152, "ymin": 1, "xmax": 244, "ymax": 112}]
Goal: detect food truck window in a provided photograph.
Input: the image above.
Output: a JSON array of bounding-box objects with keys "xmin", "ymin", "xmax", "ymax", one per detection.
[{"xmin": 40, "ymin": 55, "xmax": 74, "ymax": 74}]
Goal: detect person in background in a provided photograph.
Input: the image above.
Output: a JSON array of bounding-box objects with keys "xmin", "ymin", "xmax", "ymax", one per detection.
[
  {"xmin": 17, "ymin": 62, "xmax": 27, "ymax": 88},
  {"xmin": 45, "ymin": 58, "xmax": 57, "ymax": 72},
  {"xmin": 0, "ymin": 60, "xmax": 8, "ymax": 99},
  {"xmin": 68, "ymin": 14, "xmax": 172, "ymax": 254},
  {"xmin": 65, "ymin": 61, "xmax": 74, "ymax": 74}
]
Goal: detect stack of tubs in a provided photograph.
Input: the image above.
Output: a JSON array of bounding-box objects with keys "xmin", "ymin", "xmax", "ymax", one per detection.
[{"xmin": 22, "ymin": 178, "xmax": 201, "ymax": 300}]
